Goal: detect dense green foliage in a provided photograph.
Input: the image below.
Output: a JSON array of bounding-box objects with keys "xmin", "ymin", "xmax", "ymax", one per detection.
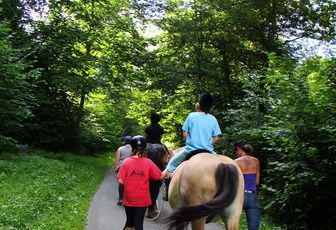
[
  {"xmin": 0, "ymin": 150, "xmax": 113, "ymax": 229},
  {"xmin": 261, "ymin": 57, "xmax": 335, "ymax": 229},
  {"xmin": 223, "ymin": 56, "xmax": 336, "ymax": 229},
  {"xmin": 1, "ymin": 0, "xmax": 335, "ymax": 229},
  {"xmin": 0, "ymin": 21, "xmax": 39, "ymax": 148},
  {"xmin": 1, "ymin": 0, "xmax": 148, "ymax": 153}
]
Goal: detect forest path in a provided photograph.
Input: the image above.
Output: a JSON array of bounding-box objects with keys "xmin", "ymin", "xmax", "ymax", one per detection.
[{"xmin": 86, "ymin": 169, "xmax": 224, "ymax": 230}]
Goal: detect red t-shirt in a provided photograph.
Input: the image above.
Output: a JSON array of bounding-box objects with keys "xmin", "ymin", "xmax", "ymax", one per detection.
[{"xmin": 117, "ymin": 156, "xmax": 162, "ymax": 207}]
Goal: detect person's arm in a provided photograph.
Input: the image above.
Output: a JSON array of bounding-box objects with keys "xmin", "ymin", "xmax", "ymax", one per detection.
[
  {"xmin": 182, "ymin": 114, "xmax": 191, "ymax": 138},
  {"xmin": 114, "ymin": 148, "xmax": 121, "ymax": 172},
  {"xmin": 118, "ymin": 178, "xmax": 124, "ymax": 184},
  {"xmin": 144, "ymin": 126, "xmax": 149, "ymax": 140},
  {"xmin": 210, "ymin": 116, "xmax": 222, "ymax": 146},
  {"xmin": 211, "ymin": 136, "xmax": 219, "ymax": 146},
  {"xmin": 255, "ymin": 158, "xmax": 260, "ymax": 186},
  {"xmin": 159, "ymin": 172, "xmax": 166, "ymax": 180},
  {"xmin": 117, "ymin": 163, "xmax": 125, "ymax": 184}
]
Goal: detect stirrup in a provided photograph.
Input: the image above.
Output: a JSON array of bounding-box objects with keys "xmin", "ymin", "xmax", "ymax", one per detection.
[{"xmin": 164, "ymin": 177, "xmax": 171, "ymax": 201}]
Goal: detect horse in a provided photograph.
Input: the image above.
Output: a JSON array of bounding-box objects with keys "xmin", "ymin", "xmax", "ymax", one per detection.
[
  {"xmin": 167, "ymin": 150, "xmax": 244, "ymax": 230},
  {"xmin": 146, "ymin": 143, "xmax": 171, "ymax": 171},
  {"xmin": 145, "ymin": 143, "xmax": 172, "ymax": 219}
]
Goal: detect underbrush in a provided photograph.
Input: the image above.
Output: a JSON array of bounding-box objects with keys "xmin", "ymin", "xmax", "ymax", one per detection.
[
  {"xmin": 238, "ymin": 213, "xmax": 282, "ymax": 230},
  {"xmin": 218, "ymin": 205, "xmax": 283, "ymax": 229},
  {"xmin": 0, "ymin": 150, "xmax": 114, "ymax": 230}
]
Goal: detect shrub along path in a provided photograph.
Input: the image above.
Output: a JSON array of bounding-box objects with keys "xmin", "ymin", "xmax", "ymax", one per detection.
[{"xmin": 86, "ymin": 169, "xmax": 223, "ymax": 230}]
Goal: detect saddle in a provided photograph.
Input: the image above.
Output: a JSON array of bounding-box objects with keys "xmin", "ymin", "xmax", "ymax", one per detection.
[{"xmin": 184, "ymin": 149, "xmax": 211, "ymax": 161}]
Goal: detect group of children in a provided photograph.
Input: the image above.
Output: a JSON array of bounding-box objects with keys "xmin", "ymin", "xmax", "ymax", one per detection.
[{"xmin": 114, "ymin": 93, "xmax": 260, "ymax": 230}]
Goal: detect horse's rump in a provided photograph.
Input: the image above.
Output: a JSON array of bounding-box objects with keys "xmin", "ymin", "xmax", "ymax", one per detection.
[{"xmin": 167, "ymin": 153, "xmax": 244, "ymax": 229}]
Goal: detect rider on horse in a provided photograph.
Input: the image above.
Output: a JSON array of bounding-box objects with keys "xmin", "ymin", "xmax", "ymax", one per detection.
[
  {"xmin": 145, "ymin": 112, "xmax": 164, "ymax": 145},
  {"xmin": 144, "ymin": 113, "xmax": 167, "ymax": 219},
  {"xmin": 162, "ymin": 92, "xmax": 222, "ymax": 178}
]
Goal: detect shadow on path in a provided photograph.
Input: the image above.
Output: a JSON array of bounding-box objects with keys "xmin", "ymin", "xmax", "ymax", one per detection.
[{"xmin": 86, "ymin": 169, "xmax": 223, "ymax": 230}]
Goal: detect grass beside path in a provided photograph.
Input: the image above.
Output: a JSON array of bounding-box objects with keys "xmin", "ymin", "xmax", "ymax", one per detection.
[{"xmin": 0, "ymin": 150, "xmax": 114, "ymax": 230}]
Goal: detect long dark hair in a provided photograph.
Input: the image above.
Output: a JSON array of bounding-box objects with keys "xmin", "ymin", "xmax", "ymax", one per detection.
[{"xmin": 233, "ymin": 140, "xmax": 254, "ymax": 154}]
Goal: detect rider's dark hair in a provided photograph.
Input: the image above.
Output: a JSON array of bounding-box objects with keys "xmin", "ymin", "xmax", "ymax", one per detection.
[
  {"xmin": 199, "ymin": 93, "xmax": 213, "ymax": 114},
  {"xmin": 150, "ymin": 113, "xmax": 161, "ymax": 124}
]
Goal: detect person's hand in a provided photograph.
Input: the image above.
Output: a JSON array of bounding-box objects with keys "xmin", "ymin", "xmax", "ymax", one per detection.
[{"xmin": 160, "ymin": 170, "xmax": 172, "ymax": 180}]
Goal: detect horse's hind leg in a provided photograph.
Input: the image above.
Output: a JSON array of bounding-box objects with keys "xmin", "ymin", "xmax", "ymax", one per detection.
[
  {"xmin": 176, "ymin": 223, "xmax": 186, "ymax": 230},
  {"xmin": 191, "ymin": 218, "xmax": 205, "ymax": 230},
  {"xmin": 225, "ymin": 215, "xmax": 240, "ymax": 230}
]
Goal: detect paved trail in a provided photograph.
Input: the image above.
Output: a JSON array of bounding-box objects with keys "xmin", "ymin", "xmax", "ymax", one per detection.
[{"xmin": 86, "ymin": 169, "xmax": 223, "ymax": 230}]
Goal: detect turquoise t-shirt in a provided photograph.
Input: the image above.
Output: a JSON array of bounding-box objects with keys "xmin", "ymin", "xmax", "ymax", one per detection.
[{"xmin": 182, "ymin": 112, "xmax": 222, "ymax": 152}]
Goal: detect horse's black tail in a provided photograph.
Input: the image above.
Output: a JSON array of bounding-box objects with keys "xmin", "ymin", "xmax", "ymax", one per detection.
[{"xmin": 166, "ymin": 163, "xmax": 239, "ymax": 229}]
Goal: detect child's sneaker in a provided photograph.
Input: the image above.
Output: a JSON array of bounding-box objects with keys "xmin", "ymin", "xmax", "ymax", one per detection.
[{"xmin": 117, "ymin": 200, "xmax": 123, "ymax": 206}]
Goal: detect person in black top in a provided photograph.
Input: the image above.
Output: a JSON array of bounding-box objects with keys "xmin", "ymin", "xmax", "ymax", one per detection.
[
  {"xmin": 145, "ymin": 113, "xmax": 164, "ymax": 144},
  {"xmin": 144, "ymin": 113, "xmax": 165, "ymax": 219}
]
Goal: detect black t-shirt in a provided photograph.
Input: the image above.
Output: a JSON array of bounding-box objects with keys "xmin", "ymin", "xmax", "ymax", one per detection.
[{"xmin": 145, "ymin": 124, "xmax": 164, "ymax": 144}]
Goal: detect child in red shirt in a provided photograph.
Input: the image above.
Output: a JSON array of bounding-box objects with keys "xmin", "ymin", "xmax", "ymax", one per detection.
[{"xmin": 117, "ymin": 135, "xmax": 163, "ymax": 230}]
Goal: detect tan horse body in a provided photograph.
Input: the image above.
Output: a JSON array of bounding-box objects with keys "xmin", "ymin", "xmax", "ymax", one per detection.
[{"xmin": 167, "ymin": 152, "xmax": 244, "ymax": 230}]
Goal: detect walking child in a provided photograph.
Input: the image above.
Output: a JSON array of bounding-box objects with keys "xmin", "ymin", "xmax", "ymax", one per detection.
[{"xmin": 117, "ymin": 136, "xmax": 163, "ymax": 230}]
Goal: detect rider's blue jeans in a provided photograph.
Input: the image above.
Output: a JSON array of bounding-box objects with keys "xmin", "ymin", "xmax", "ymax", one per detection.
[
  {"xmin": 166, "ymin": 148, "xmax": 215, "ymax": 173},
  {"xmin": 166, "ymin": 148, "xmax": 188, "ymax": 173},
  {"xmin": 243, "ymin": 191, "xmax": 260, "ymax": 230}
]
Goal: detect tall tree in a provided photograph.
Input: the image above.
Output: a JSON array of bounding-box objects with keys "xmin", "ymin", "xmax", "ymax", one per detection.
[
  {"xmin": 26, "ymin": 0, "xmax": 150, "ymax": 151},
  {"xmin": 136, "ymin": 0, "xmax": 335, "ymax": 127},
  {"xmin": 0, "ymin": 1, "xmax": 40, "ymax": 146}
]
